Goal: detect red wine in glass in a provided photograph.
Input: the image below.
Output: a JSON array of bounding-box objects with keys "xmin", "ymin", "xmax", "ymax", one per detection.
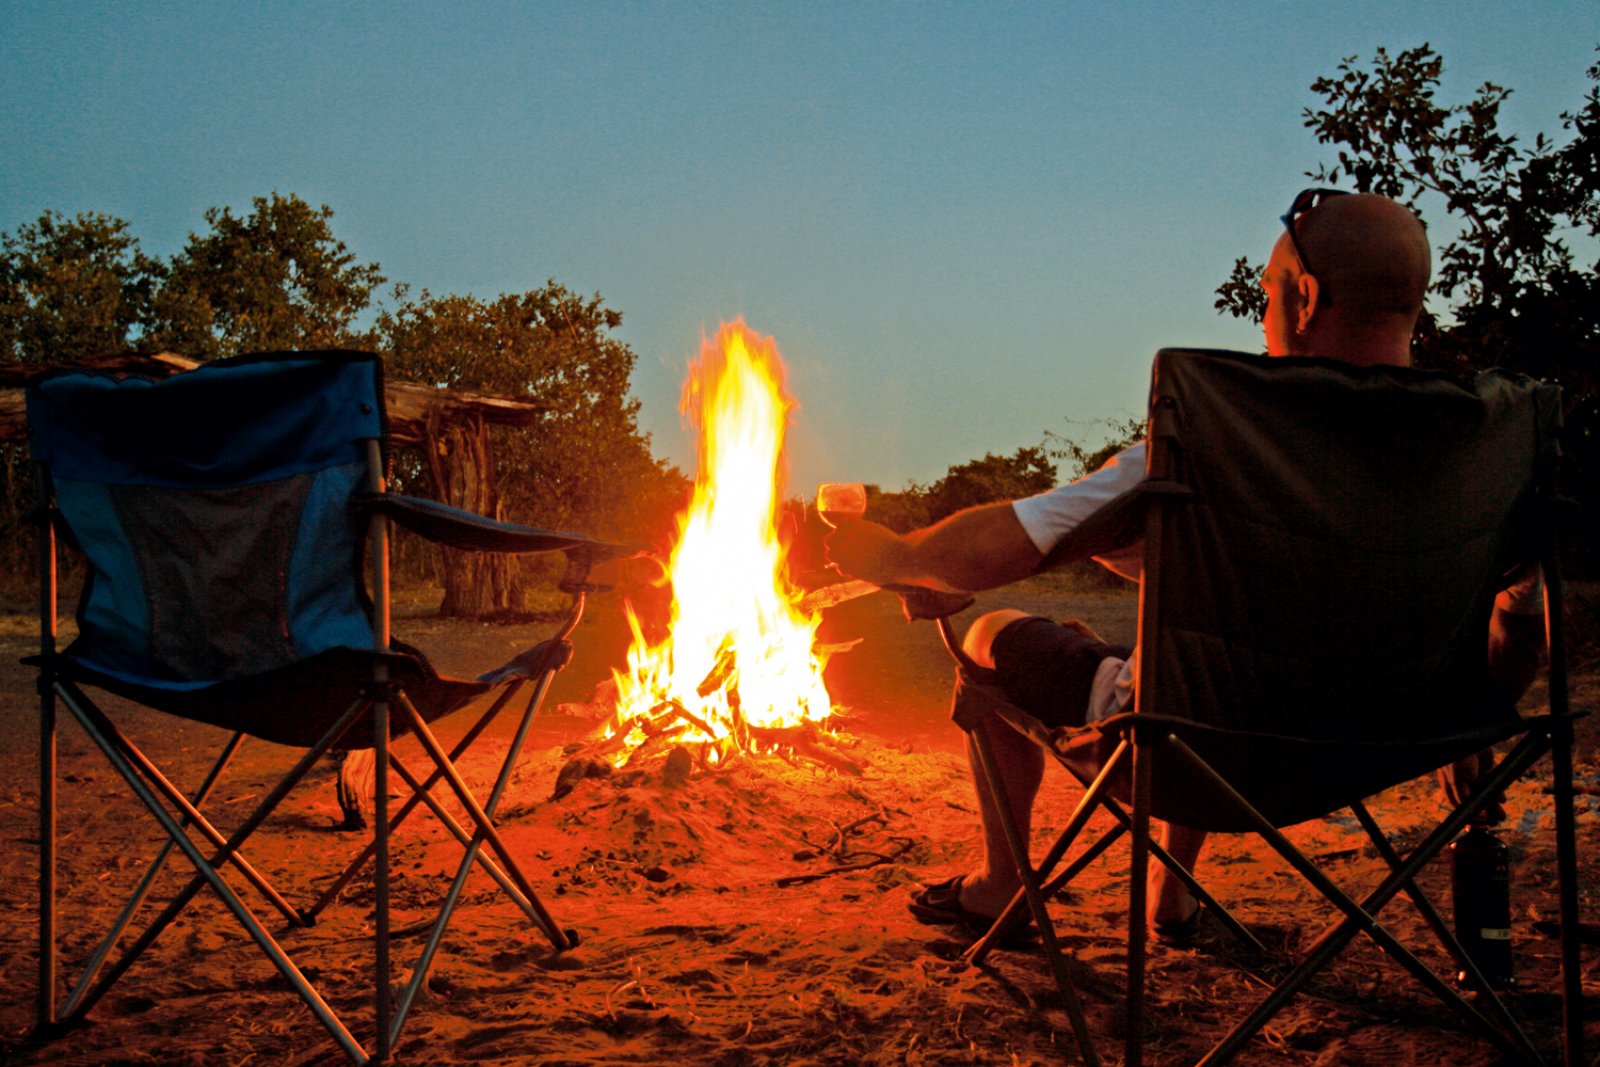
[{"xmin": 816, "ymin": 482, "xmax": 866, "ymax": 527}]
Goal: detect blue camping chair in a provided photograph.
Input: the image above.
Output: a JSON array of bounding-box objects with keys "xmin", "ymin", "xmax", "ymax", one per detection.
[
  {"xmin": 27, "ymin": 350, "xmax": 644, "ymax": 1063},
  {"xmin": 905, "ymin": 350, "xmax": 1585, "ymax": 1066}
]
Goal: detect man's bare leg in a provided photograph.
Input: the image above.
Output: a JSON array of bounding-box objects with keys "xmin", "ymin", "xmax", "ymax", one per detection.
[
  {"xmin": 956, "ymin": 609, "xmax": 1044, "ymax": 917},
  {"xmin": 963, "ymin": 609, "xmax": 1207, "ymax": 925},
  {"xmin": 1150, "ymin": 823, "xmax": 1207, "ymax": 926}
]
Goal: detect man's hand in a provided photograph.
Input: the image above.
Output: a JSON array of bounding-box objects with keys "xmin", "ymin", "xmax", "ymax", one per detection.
[{"xmin": 1436, "ymin": 749, "xmax": 1507, "ymax": 825}]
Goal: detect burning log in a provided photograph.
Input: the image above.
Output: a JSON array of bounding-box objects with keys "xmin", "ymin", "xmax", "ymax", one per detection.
[
  {"xmin": 694, "ymin": 642, "xmax": 738, "ymax": 699},
  {"xmin": 744, "ymin": 723, "xmax": 862, "ymax": 777},
  {"xmin": 552, "ymin": 687, "xmax": 864, "ymax": 796}
]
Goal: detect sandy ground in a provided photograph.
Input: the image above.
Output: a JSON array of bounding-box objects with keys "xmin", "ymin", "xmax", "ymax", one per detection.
[{"xmin": 0, "ymin": 578, "xmax": 1595, "ymax": 1066}]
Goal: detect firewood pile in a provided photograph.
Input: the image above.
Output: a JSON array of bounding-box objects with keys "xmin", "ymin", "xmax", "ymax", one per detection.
[{"xmin": 552, "ymin": 643, "xmax": 864, "ymax": 801}]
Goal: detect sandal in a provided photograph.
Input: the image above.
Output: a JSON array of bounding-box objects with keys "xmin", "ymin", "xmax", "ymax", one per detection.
[
  {"xmin": 908, "ymin": 875, "xmax": 1035, "ymax": 946},
  {"xmin": 1152, "ymin": 896, "xmax": 1206, "ymax": 947}
]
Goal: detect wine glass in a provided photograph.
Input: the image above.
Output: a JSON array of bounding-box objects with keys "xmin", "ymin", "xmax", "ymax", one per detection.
[{"xmin": 816, "ymin": 482, "xmax": 866, "ymax": 527}]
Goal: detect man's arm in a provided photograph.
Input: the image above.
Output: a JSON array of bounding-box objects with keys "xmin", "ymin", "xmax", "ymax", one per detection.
[
  {"xmin": 823, "ymin": 501, "xmax": 1044, "ymax": 593},
  {"xmin": 1487, "ymin": 604, "xmax": 1544, "ymax": 705},
  {"xmin": 1437, "ymin": 577, "xmax": 1548, "ymax": 819}
]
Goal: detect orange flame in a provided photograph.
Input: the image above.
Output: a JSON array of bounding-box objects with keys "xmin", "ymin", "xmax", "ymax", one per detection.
[{"xmin": 609, "ymin": 321, "xmax": 833, "ymax": 756}]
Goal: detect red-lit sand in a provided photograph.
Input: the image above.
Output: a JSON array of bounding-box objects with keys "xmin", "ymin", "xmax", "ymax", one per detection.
[{"xmin": 0, "ymin": 580, "xmax": 1594, "ymax": 1066}]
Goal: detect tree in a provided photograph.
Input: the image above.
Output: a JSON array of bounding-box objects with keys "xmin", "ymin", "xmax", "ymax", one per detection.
[
  {"xmin": 1216, "ymin": 44, "xmax": 1599, "ymax": 376},
  {"xmin": 0, "ymin": 198, "xmax": 696, "ymax": 611},
  {"xmin": 0, "ymin": 210, "xmax": 164, "ymax": 364},
  {"xmin": 150, "ymin": 192, "xmax": 383, "ymax": 359},
  {"xmin": 862, "ymin": 483, "xmax": 932, "ymax": 534},
  {"xmin": 1046, "ymin": 416, "xmax": 1146, "ymax": 482},
  {"xmin": 378, "ymin": 283, "xmax": 684, "ymax": 617},
  {"xmin": 922, "ymin": 445, "xmax": 1057, "ymax": 523},
  {"xmin": 0, "ymin": 211, "xmax": 170, "ymax": 581},
  {"xmin": 1215, "ymin": 44, "xmax": 1600, "ymax": 568}
]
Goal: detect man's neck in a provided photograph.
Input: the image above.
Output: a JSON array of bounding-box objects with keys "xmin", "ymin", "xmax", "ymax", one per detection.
[{"xmin": 1296, "ymin": 317, "xmax": 1415, "ymax": 367}]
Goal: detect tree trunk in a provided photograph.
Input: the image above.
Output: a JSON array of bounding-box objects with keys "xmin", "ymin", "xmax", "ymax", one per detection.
[{"xmin": 424, "ymin": 412, "xmax": 521, "ymax": 618}]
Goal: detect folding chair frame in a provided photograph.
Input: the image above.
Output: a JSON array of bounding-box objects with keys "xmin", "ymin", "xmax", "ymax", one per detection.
[
  {"xmin": 35, "ymin": 428, "xmax": 620, "ymax": 1064},
  {"xmin": 918, "ymin": 357, "xmax": 1585, "ymax": 1067},
  {"xmin": 940, "ymin": 558, "xmax": 1583, "ymax": 1067}
]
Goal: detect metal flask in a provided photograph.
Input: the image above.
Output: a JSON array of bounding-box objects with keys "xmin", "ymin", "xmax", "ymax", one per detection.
[{"xmin": 1450, "ymin": 823, "xmax": 1514, "ymax": 990}]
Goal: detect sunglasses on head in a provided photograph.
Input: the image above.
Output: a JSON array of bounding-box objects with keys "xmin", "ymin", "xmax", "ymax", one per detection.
[{"xmin": 1280, "ymin": 188, "xmax": 1349, "ymax": 276}]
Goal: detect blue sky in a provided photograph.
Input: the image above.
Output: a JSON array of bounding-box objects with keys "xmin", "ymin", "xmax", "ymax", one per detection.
[{"xmin": 4, "ymin": 2, "xmax": 1596, "ymax": 496}]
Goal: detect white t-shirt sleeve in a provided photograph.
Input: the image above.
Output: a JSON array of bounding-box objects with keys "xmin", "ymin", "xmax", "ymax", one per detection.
[{"xmin": 1010, "ymin": 441, "xmax": 1148, "ymax": 556}]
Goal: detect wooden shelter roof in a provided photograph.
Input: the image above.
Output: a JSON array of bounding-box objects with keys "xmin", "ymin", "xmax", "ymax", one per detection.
[{"xmin": 0, "ymin": 352, "xmax": 551, "ymax": 446}]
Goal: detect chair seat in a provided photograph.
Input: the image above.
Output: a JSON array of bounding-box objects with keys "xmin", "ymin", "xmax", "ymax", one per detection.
[
  {"xmin": 1060, "ymin": 708, "xmax": 1556, "ymax": 831},
  {"xmin": 32, "ymin": 646, "xmax": 489, "ymax": 749},
  {"xmin": 959, "ymin": 666, "xmax": 1549, "ymax": 830}
]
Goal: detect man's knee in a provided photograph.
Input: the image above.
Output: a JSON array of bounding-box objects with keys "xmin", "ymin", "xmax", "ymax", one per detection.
[{"xmin": 961, "ymin": 609, "xmax": 1033, "ymax": 669}]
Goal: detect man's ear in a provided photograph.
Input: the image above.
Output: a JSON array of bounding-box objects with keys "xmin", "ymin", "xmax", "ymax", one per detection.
[{"xmin": 1295, "ymin": 272, "xmax": 1320, "ymax": 333}]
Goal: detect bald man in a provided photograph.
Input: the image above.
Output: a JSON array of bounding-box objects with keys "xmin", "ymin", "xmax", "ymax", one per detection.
[{"xmin": 825, "ymin": 192, "xmax": 1543, "ymax": 943}]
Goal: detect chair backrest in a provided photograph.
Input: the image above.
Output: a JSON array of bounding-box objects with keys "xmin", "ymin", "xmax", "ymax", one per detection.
[
  {"xmin": 1136, "ymin": 348, "xmax": 1561, "ymax": 746},
  {"xmin": 27, "ymin": 351, "xmax": 385, "ymax": 689}
]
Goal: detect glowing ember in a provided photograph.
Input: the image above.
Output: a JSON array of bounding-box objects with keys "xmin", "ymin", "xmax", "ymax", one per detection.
[{"xmin": 608, "ymin": 320, "xmax": 834, "ymax": 761}]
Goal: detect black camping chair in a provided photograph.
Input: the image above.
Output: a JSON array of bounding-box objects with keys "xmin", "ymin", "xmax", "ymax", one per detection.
[
  {"xmin": 27, "ymin": 350, "xmax": 646, "ymax": 1064},
  {"xmin": 906, "ymin": 349, "xmax": 1585, "ymax": 1066}
]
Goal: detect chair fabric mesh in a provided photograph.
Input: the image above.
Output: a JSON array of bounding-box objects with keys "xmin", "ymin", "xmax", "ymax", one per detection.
[
  {"xmin": 1145, "ymin": 350, "xmax": 1557, "ymax": 740},
  {"xmin": 24, "ymin": 352, "xmax": 489, "ymax": 746},
  {"xmin": 27, "ymin": 354, "xmax": 385, "ymax": 693},
  {"xmin": 1076, "ymin": 350, "xmax": 1562, "ymax": 829}
]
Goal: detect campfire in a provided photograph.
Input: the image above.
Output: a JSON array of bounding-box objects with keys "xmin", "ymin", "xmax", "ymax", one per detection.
[{"xmin": 592, "ymin": 320, "xmax": 853, "ymax": 774}]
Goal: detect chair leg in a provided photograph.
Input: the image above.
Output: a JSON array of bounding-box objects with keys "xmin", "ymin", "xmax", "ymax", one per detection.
[
  {"xmin": 1074, "ymin": 771, "xmax": 1265, "ymax": 957},
  {"xmin": 1349, "ymin": 799, "xmax": 1491, "ymax": 979},
  {"xmin": 37, "ymin": 668, "xmax": 56, "ymax": 1031},
  {"xmin": 969, "ymin": 740, "xmax": 1185, "ymax": 965},
  {"xmin": 970, "ymin": 821, "xmax": 1124, "ymax": 966},
  {"xmin": 385, "ymin": 755, "xmax": 538, "ymax": 916},
  {"xmin": 1165, "ymin": 734, "xmax": 1538, "ymax": 1066},
  {"xmin": 1550, "ymin": 720, "xmax": 1584, "ymax": 1067},
  {"xmin": 391, "ymin": 672, "xmax": 562, "ymax": 1036},
  {"xmin": 396, "ymin": 693, "xmax": 571, "ymax": 951},
  {"xmin": 88, "ymin": 724, "xmax": 303, "ymax": 926},
  {"xmin": 967, "ymin": 740, "xmax": 1131, "ymax": 964},
  {"xmin": 966, "ymin": 718, "xmax": 1103, "ymax": 1067},
  {"xmin": 37, "ymin": 477, "xmax": 58, "ymax": 1032},
  {"xmin": 1350, "ymin": 801, "xmax": 1542, "ymax": 1061},
  {"xmin": 59, "ymin": 684, "xmax": 368, "ymax": 1031},
  {"xmin": 1125, "ymin": 727, "xmax": 1153, "ymax": 1067},
  {"xmin": 62, "ymin": 733, "xmax": 247, "ymax": 1018},
  {"xmin": 61, "ymin": 682, "xmax": 368, "ymax": 1062},
  {"xmin": 302, "ymin": 679, "xmax": 528, "ymax": 924},
  {"xmin": 374, "ymin": 684, "xmax": 392, "ymax": 1064},
  {"xmin": 970, "ymin": 735, "xmax": 1267, "ymax": 968}
]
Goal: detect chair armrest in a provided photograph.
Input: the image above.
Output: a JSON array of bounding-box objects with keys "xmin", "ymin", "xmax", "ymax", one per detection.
[
  {"xmin": 1029, "ymin": 481, "xmax": 1173, "ymax": 574},
  {"xmin": 888, "ymin": 584, "xmax": 976, "ymax": 621},
  {"xmin": 362, "ymin": 493, "xmax": 650, "ymax": 560}
]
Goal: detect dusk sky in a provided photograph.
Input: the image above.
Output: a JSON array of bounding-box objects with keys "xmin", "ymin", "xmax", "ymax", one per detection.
[{"xmin": 5, "ymin": 2, "xmax": 1596, "ymax": 497}]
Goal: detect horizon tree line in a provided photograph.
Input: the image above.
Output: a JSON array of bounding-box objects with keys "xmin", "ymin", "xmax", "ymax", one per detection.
[{"xmin": 4, "ymin": 43, "xmax": 1596, "ymax": 610}]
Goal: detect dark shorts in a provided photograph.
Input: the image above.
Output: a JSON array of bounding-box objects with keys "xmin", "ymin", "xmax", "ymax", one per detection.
[{"xmin": 988, "ymin": 616, "xmax": 1133, "ymax": 729}]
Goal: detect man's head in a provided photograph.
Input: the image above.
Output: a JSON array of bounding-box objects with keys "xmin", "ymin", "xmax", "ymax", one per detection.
[{"xmin": 1261, "ymin": 192, "xmax": 1431, "ymax": 365}]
